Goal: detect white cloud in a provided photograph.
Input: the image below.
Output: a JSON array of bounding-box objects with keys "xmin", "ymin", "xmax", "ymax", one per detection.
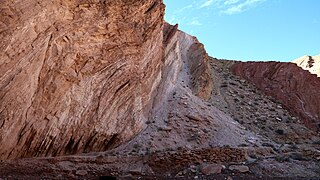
[
  {"xmin": 224, "ymin": 0, "xmax": 240, "ymax": 5},
  {"xmin": 200, "ymin": 0, "xmax": 215, "ymax": 8},
  {"xmin": 221, "ymin": 0, "xmax": 266, "ymax": 15},
  {"xmin": 188, "ymin": 19, "xmax": 203, "ymax": 26}
]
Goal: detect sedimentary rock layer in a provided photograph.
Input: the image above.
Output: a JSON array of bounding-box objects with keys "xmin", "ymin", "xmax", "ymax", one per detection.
[
  {"xmin": 0, "ymin": 0, "xmax": 165, "ymax": 159},
  {"xmin": 231, "ymin": 62, "xmax": 320, "ymax": 131}
]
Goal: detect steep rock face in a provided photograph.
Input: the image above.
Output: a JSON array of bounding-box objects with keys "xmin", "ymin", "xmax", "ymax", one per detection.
[
  {"xmin": 153, "ymin": 22, "xmax": 213, "ymax": 109},
  {"xmin": 0, "ymin": 0, "xmax": 165, "ymax": 159},
  {"xmin": 187, "ymin": 39, "xmax": 213, "ymax": 100},
  {"xmin": 231, "ymin": 62, "xmax": 320, "ymax": 131},
  {"xmin": 293, "ymin": 55, "xmax": 320, "ymax": 77},
  {"xmin": 165, "ymin": 24, "xmax": 213, "ymax": 101}
]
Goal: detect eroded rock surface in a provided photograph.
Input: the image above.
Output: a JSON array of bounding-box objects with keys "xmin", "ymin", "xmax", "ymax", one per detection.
[
  {"xmin": 231, "ymin": 61, "xmax": 320, "ymax": 131},
  {"xmin": 1, "ymin": 1, "xmax": 320, "ymax": 179},
  {"xmin": 0, "ymin": 0, "xmax": 165, "ymax": 159}
]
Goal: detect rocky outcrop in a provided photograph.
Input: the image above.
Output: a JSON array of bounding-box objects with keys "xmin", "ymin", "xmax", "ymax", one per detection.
[
  {"xmin": 0, "ymin": 0, "xmax": 165, "ymax": 159},
  {"xmin": 231, "ymin": 62, "xmax": 320, "ymax": 131},
  {"xmin": 163, "ymin": 23, "xmax": 213, "ymax": 100},
  {"xmin": 293, "ymin": 55, "xmax": 320, "ymax": 77},
  {"xmin": 187, "ymin": 40, "xmax": 213, "ymax": 100}
]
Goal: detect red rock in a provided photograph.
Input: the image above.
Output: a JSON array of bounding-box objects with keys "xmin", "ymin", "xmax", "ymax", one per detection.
[
  {"xmin": 76, "ymin": 170, "xmax": 88, "ymax": 176},
  {"xmin": 201, "ymin": 164, "xmax": 224, "ymax": 175},
  {"xmin": 231, "ymin": 61, "xmax": 320, "ymax": 131}
]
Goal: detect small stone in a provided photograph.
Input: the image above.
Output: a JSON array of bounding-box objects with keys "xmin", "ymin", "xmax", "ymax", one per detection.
[
  {"xmin": 76, "ymin": 170, "xmax": 88, "ymax": 176},
  {"xmin": 229, "ymin": 165, "xmax": 249, "ymax": 173},
  {"xmin": 186, "ymin": 115, "xmax": 201, "ymax": 121},
  {"xmin": 275, "ymin": 129, "xmax": 285, "ymax": 135},
  {"xmin": 227, "ymin": 176, "xmax": 233, "ymax": 180},
  {"xmin": 201, "ymin": 164, "xmax": 224, "ymax": 175},
  {"xmin": 162, "ymin": 127, "xmax": 172, "ymax": 131},
  {"xmin": 129, "ymin": 167, "xmax": 142, "ymax": 175}
]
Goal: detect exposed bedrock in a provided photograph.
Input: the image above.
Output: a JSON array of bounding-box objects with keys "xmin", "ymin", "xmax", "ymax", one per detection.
[
  {"xmin": 231, "ymin": 62, "xmax": 320, "ymax": 131},
  {"xmin": 0, "ymin": 0, "xmax": 165, "ymax": 159},
  {"xmin": 161, "ymin": 23, "xmax": 213, "ymax": 101}
]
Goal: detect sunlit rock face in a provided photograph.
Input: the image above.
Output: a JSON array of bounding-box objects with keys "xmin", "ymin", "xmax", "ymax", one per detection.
[
  {"xmin": 0, "ymin": 0, "xmax": 165, "ymax": 159},
  {"xmin": 293, "ymin": 55, "xmax": 320, "ymax": 77},
  {"xmin": 231, "ymin": 61, "xmax": 320, "ymax": 131}
]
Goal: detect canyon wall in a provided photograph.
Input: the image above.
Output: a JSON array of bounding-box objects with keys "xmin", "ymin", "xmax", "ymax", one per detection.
[
  {"xmin": 231, "ymin": 62, "xmax": 320, "ymax": 131},
  {"xmin": 0, "ymin": 0, "xmax": 165, "ymax": 159}
]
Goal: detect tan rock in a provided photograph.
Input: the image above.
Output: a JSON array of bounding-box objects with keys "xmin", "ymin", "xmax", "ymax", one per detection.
[{"xmin": 0, "ymin": 0, "xmax": 165, "ymax": 159}]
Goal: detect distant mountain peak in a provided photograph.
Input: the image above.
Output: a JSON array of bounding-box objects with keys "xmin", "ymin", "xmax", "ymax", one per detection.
[{"xmin": 293, "ymin": 55, "xmax": 320, "ymax": 77}]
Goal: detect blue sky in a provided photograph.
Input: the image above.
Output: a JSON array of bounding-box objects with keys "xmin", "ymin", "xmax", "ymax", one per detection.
[{"xmin": 164, "ymin": 0, "xmax": 320, "ymax": 61}]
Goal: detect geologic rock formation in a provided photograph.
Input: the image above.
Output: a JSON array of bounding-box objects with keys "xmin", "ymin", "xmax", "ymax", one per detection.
[
  {"xmin": 1, "ymin": 0, "xmax": 320, "ymax": 179},
  {"xmin": 231, "ymin": 61, "xmax": 320, "ymax": 131},
  {"xmin": 293, "ymin": 55, "xmax": 320, "ymax": 77},
  {"xmin": 0, "ymin": 0, "xmax": 165, "ymax": 159}
]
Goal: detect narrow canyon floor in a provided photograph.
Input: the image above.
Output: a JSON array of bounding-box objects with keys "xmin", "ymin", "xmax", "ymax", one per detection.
[{"xmin": 1, "ymin": 58, "xmax": 319, "ymax": 180}]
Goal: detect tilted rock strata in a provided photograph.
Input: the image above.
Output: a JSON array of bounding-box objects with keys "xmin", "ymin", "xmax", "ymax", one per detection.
[
  {"xmin": 231, "ymin": 62, "xmax": 320, "ymax": 131},
  {"xmin": 293, "ymin": 55, "xmax": 320, "ymax": 77},
  {"xmin": 0, "ymin": 0, "xmax": 165, "ymax": 159},
  {"xmin": 187, "ymin": 41, "xmax": 213, "ymax": 100}
]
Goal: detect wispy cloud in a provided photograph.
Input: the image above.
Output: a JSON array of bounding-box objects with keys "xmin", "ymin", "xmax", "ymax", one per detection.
[
  {"xmin": 224, "ymin": 0, "xmax": 240, "ymax": 5},
  {"xmin": 200, "ymin": 0, "xmax": 215, "ymax": 8},
  {"xmin": 222, "ymin": 0, "xmax": 265, "ymax": 15},
  {"xmin": 166, "ymin": 2, "xmax": 203, "ymax": 26},
  {"xmin": 188, "ymin": 19, "xmax": 203, "ymax": 26},
  {"xmin": 197, "ymin": 0, "xmax": 266, "ymax": 15},
  {"xmin": 175, "ymin": 4, "xmax": 193, "ymax": 13}
]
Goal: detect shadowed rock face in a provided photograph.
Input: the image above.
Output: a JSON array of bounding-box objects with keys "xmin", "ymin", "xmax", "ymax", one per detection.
[
  {"xmin": 0, "ymin": 0, "xmax": 165, "ymax": 159},
  {"xmin": 231, "ymin": 62, "xmax": 320, "ymax": 131}
]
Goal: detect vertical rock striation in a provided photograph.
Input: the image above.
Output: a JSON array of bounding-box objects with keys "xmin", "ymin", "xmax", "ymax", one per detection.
[
  {"xmin": 187, "ymin": 40, "xmax": 213, "ymax": 100},
  {"xmin": 0, "ymin": 0, "xmax": 165, "ymax": 159}
]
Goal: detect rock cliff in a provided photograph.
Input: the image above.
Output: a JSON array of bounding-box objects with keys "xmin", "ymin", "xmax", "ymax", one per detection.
[
  {"xmin": 1, "ymin": 0, "xmax": 320, "ymax": 179},
  {"xmin": 0, "ymin": 0, "xmax": 165, "ymax": 159},
  {"xmin": 293, "ymin": 55, "xmax": 320, "ymax": 77},
  {"xmin": 231, "ymin": 61, "xmax": 320, "ymax": 131}
]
